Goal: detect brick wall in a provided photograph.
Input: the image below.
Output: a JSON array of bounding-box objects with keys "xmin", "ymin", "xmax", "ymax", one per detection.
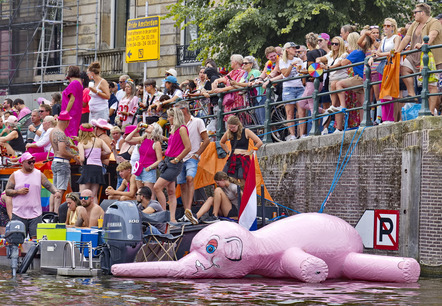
[{"xmin": 258, "ymin": 117, "xmax": 442, "ymax": 266}]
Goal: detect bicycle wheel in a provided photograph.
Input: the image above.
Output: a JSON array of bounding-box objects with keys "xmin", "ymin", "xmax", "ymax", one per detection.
[{"xmin": 270, "ymin": 104, "xmax": 291, "ymax": 142}]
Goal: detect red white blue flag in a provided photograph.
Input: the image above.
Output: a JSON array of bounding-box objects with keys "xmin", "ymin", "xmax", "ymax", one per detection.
[{"xmin": 238, "ymin": 155, "xmax": 257, "ymax": 231}]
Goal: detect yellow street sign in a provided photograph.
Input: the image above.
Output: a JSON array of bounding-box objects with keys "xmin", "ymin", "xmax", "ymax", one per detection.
[{"xmin": 125, "ymin": 16, "xmax": 160, "ymax": 63}]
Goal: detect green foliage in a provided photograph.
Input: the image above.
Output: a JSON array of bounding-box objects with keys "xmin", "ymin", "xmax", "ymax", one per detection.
[{"xmin": 166, "ymin": 0, "xmax": 432, "ymax": 66}]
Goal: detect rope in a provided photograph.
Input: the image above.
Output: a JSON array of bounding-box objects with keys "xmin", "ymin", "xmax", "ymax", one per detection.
[
  {"xmin": 257, "ymin": 194, "xmax": 302, "ymax": 214},
  {"xmin": 319, "ymin": 112, "xmax": 367, "ymax": 213}
]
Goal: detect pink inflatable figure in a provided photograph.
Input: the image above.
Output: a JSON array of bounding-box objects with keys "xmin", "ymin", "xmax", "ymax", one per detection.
[{"xmin": 111, "ymin": 213, "xmax": 420, "ymax": 283}]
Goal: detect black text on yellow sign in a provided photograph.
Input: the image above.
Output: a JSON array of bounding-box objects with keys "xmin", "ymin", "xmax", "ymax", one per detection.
[{"xmin": 125, "ymin": 16, "xmax": 160, "ymax": 63}]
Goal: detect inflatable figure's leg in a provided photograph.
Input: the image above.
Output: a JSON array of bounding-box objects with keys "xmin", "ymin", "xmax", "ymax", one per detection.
[
  {"xmin": 281, "ymin": 247, "xmax": 329, "ymax": 283},
  {"xmin": 343, "ymin": 253, "xmax": 420, "ymax": 283}
]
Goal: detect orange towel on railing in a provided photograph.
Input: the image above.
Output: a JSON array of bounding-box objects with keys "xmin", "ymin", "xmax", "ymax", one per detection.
[{"xmin": 379, "ymin": 53, "xmax": 401, "ymax": 100}]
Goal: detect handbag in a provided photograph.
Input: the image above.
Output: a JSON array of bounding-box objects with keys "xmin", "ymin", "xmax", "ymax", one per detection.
[
  {"xmin": 418, "ymin": 51, "xmax": 438, "ymax": 83},
  {"xmin": 158, "ymin": 160, "xmax": 167, "ymax": 174},
  {"xmin": 222, "ymin": 92, "xmax": 235, "ymax": 107},
  {"xmin": 376, "ymin": 59, "xmax": 387, "ymax": 75},
  {"xmin": 215, "ymin": 141, "xmax": 227, "ymax": 159}
]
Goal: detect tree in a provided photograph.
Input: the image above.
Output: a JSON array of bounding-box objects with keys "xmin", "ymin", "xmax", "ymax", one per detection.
[{"xmin": 167, "ymin": 0, "xmax": 440, "ymax": 66}]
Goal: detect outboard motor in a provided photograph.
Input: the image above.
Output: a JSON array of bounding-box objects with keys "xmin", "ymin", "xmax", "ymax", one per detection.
[
  {"xmin": 5, "ymin": 220, "xmax": 26, "ymax": 277},
  {"xmin": 101, "ymin": 201, "xmax": 143, "ymax": 274}
]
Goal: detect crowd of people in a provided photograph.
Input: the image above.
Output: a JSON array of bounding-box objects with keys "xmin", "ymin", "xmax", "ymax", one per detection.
[{"xmin": 0, "ymin": 3, "xmax": 440, "ymax": 237}]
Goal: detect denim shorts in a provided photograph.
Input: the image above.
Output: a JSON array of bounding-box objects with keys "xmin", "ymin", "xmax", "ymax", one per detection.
[
  {"xmin": 136, "ymin": 168, "xmax": 157, "ymax": 184},
  {"xmin": 282, "ymin": 86, "xmax": 304, "ymax": 105},
  {"xmin": 176, "ymin": 158, "xmax": 199, "ymax": 184},
  {"xmin": 51, "ymin": 160, "xmax": 71, "ymax": 190}
]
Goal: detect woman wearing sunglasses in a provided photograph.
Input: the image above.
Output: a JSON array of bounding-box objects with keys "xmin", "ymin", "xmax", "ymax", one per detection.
[{"xmin": 371, "ymin": 18, "xmax": 401, "ymax": 124}]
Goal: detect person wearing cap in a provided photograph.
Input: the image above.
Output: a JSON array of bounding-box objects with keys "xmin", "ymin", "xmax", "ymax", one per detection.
[
  {"xmin": 61, "ymin": 65, "xmax": 83, "ymax": 138},
  {"xmin": 91, "ymin": 118, "xmax": 113, "ymax": 172},
  {"xmin": 165, "ymin": 68, "xmax": 178, "ymax": 78},
  {"xmin": 317, "ymin": 33, "xmax": 331, "ymax": 53},
  {"xmin": 50, "ymin": 111, "xmax": 80, "ymax": 213},
  {"xmin": 77, "ymin": 123, "xmax": 111, "ymax": 203},
  {"xmin": 151, "ymin": 75, "xmax": 183, "ymax": 110},
  {"xmin": 0, "ymin": 115, "xmax": 26, "ymax": 155},
  {"xmin": 116, "ymin": 74, "xmax": 130, "ymax": 101},
  {"xmin": 4, "ymin": 152, "xmax": 61, "ymax": 238},
  {"xmin": 25, "ymin": 115, "xmax": 56, "ymax": 162},
  {"xmin": 279, "ymin": 42, "xmax": 304, "ymax": 141}
]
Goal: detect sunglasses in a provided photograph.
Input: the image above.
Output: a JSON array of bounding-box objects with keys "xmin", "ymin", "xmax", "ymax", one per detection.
[
  {"xmin": 119, "ymin": 81, "xmax": 125, "ymax": 83},
  {"xmin": 165, "ymin": 73, "xmax": 172, "ymax": 76},
  {"xmin": 243, "ymin": 62, "xmax": 251, "ymax": 65},
  {"xmin": 383, "ymin": 24, "xmax": 392, "ymax": 28},
  {"xmin": 25, "ymin": 160, "xmax": 36, "ymax": 164},
  {"xmin": 79, "ymin": 196, "xmax": 90, "ymax": 200},
  {"xmin": 331, "ymin": 42, "xmax": 340, "ymax": 46},
  {"xmin": 317, "ymin": 39, "xmax": 324, "ymax": 42},
  {"xmin": 39, "ymin": 110, "xmax": 45, "ymax": 113},
  {"xmin": 413, "ymin": 10, "xmax": 422, "ymax": 15},
  {"xmin": 136, "ymin": 193, "xmax": 142, "ymax": 196}
]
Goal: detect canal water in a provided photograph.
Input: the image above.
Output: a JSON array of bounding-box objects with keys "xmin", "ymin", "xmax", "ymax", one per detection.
[{"xmin": 0, "ymin": 267, "xmax": 441, "ymax": 305}]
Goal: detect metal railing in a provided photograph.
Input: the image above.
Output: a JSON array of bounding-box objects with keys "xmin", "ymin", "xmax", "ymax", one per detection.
[
  {"xmin": 182, "ymin": 36, "xmax": 442, "ymax": 143},
  {"xmin": 80, "ymin": 49, "xmax": 125, "ymax": 77},
  {"xmin": 176, "ymin": 45, "xmax": 201, "ymax": 66}
]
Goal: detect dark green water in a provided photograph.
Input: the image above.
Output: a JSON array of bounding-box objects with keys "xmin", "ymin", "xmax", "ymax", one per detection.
[{"xmin": 0, "ymin": 267, "xmax": 441, "ymax": 305}]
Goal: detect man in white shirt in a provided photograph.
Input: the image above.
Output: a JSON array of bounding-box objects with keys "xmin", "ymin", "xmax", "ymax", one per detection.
[
  {"xmin": 174, "ymin": 101, "xmax": 209, "ymax": 222},
  {"xmin": 116, "ymin": 74, "xmax": 130, "ymax": 101}
]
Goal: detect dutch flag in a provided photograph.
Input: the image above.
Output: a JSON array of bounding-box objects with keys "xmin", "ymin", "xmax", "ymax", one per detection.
[{"xmin": 238, "ymin": 155, "xmax": 257, "ymax": 231}]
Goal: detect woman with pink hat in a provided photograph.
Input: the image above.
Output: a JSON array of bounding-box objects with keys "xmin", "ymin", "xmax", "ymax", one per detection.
[
  {"xmin": 0, "ymin": 115, "xmax": 25, "ymax": 155},
  {"xmin": 61, "ymin": 66, "xmax": 83, "ymax": 138},
  {"xmin": 76, "ymin": 123, "xmax": 111, "ymax": 203}
]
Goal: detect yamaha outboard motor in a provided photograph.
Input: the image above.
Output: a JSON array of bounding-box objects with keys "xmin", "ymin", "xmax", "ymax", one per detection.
[
  {"xmin": 5, "ymin": 220, "xmax": 26, "ymax": 277},
  {"xmin": 101, "ymin": 201, "xmax": 143, "ymax": 274}
]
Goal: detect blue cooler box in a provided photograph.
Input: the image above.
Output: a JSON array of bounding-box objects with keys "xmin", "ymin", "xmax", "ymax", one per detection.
[{"xmin": 81, "ymin": 229, "xmax": 101, "ymax": 257}]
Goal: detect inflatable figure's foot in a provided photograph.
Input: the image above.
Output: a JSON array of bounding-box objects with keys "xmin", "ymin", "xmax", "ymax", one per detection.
[
  {"xmin": 300, "ymin": 256, "xmax": 329, "ymax": 283},
  {"xmin": 343, "ymin": 253, "xmax": 420, "ymax": 283},
  {"xmin": 281, "ymin": 247, "xmax": 329, "ymax": 283}
]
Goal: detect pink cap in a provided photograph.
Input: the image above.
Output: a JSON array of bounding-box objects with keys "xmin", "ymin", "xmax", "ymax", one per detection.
[
  {"xmin": 58, "ymin": 111, "xmax": 72, "ymax": 121},
  {"xmin": 19, "ymin": 152, "xmax": 34, "ymax": 163}
]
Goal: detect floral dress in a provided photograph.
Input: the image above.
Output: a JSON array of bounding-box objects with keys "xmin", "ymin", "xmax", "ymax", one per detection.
[{"xmin": 223, "ymin": 68, "xmax": 246, "ymax": 121}]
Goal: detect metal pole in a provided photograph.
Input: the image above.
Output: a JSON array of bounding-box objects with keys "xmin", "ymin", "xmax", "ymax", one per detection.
[
  {"xmin": 75, "ymin": 0, "xmax": 79, "ymax": 66},
  {"xmin": 143, "ymin": 2, "xmax": 148, "ymax": 82},
  {"xmin": 360, "ymin": 57, "xmax": 373, "ymax": 127},
  {"xmin": 216, "ymin": 93, "xmax": 224, "ymax": 141},
  {"xmin": 309, "ymin": 77, "xmax": 321, "ymax": 135},
  {"xmin": 419, "ymin": 36, "xmax": 432, "ymax": 116},
  {"xmin": 94, "ymin": 0, "xmax": 98, "ymax": 61},
  {"xmin": 263, "ymin": 82, "xmax": 273, "ymax": 143},
  {"xmin": 261, "ymin": 185, "xmax": 265, "ymax": 227}
]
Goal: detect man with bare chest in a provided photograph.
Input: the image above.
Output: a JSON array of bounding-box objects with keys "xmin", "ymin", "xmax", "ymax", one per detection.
[{"xmin": 49, "ymin": 111, "xmax": 80, "ymax": 213}]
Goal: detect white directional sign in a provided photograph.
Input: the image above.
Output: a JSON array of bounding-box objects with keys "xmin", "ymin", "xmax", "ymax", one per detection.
[{"xmin": 355, "ymin": 209, "xmax": 399, "ymax": 250}]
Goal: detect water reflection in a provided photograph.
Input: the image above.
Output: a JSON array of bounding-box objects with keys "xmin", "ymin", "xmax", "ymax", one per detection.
[{"xmin": 0, "ymin": 267, "xmax": 440, "ymax": 305}]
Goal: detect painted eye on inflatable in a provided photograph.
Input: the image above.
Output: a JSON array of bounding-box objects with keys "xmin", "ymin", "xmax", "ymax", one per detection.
[{"xmin": 206, "ymin": 239, "xmax": 218, "ymax": 254}]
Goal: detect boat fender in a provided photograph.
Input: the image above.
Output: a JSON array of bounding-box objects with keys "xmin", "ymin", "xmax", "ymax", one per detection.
[{"xmin": 18, "ymin": 243, "xmax": 39, "ymax": 274}]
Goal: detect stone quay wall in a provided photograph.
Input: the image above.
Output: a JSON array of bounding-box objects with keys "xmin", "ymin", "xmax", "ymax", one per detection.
[{"xmin": 257, "ymin": 117, "xmax": 442, "ymax": 276}]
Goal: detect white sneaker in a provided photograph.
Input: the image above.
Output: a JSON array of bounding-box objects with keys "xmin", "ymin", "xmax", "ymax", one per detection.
[
  {"xmin": 321, "ymin": 129, "xmax": 329, "ymax": 135},
  {"xmin": 333, "ymin": 106, "xmax": 344, "ymax": 112},
  {"xmin": 325, "ymin": 106, "xmax": 335, "ymax": 114},
  {"xmin": 333, "ymin": 129, "xmax": 342, "ymax": 134},
  {"xmin": 300, "ymin": 134, "xmax": 308, "ymax": 139},
  {"xmin": 381, "ymin": 121, "xmax": 394, "ymax": 125},
  {"xmin": 287, "ymin": 135, "xmax": 297, "ymax": 141}
]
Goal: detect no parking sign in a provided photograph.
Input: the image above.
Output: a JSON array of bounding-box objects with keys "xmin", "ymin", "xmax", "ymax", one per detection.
[{"xmin": 355, "ymin": 209, "xmax": 399, "ymax": 250}]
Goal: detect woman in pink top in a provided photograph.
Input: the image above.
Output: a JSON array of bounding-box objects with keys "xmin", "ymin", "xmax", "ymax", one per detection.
[
  {"xmin": 125, "ymin": 122, "xmax": 163, "ymax": 199},
  {"xmin": 153, "ymin": 108, "xmax": 190, "ymax": 223},
  {"xmin": 77, "ymin": 123, "xmax": 111, "ymax": 203},
  {"xmin": 117, "ymin": 79, "xmax": 139, "ymax": 128},
  {"xmin": 62, "ymin": 66, "xmax": 84, "ymax": 138}
]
